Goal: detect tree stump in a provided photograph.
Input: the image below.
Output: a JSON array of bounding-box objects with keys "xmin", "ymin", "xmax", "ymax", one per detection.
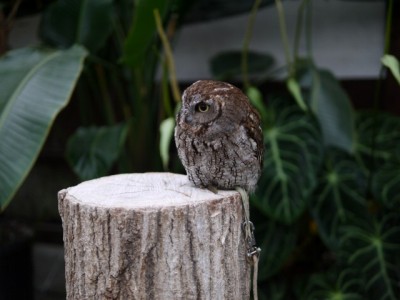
[{"xmin": 58, "ymin": 173, "xmax": 250, "ymax": 299}]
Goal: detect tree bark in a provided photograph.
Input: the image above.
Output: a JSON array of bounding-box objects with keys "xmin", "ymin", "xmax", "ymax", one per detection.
[{"xmin": 58, "ymin": 173, "xmax": 250, "ymax": 300}]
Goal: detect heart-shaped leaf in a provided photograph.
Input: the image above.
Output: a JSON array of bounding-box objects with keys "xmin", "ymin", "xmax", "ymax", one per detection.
[
  {"xmin": 66, "ymin": 123, "xmax": 129, "ymax": 180},
  {"xmin": 311, "ymin": 148, "xmax": 368, "ymax": 251},
  {"xmin": 304, "ymin": 268, "xmax": 364, "ymax": 300},
  {"xmin": 258, "ymin": 279, "xmax": 288, "ymax": 300},
  {"xmin": 40, "ymin": 0, "xmax": 114, "ymax": 52},
  {"xmin": 297, "ymin": 60, "xmax": 355, "ymax": 153},
  {"xmin": 0, "ymin": 45, "xmax": 87, "ymax": 211},
  {"xmin": 355, "ymin": 111, "xmax": 400, "ymax": 171},
  {"xmin": 372, "ymin": 163, "xmax": 400, "ymax": 209},
  {"xmin": 255, "ymin": 217, "xmax": 297, "ymax": 280},
  {"xmin": 256, "ymin": 96, "xmax": 323, "ymax": 223},
  {"xmin": 340, "ymin": 214, "xmax": 400, "ymax": 300}
]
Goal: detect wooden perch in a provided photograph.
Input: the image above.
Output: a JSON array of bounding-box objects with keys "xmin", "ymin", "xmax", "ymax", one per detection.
[{"xmin": 58, "ymin": 172, "xmax": 250, "ymax": 299}]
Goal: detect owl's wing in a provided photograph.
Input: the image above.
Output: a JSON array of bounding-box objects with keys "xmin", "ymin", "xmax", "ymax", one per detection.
[{"xmin": 244, "ymin": 110, "xmax": 264, "ymax": 168}]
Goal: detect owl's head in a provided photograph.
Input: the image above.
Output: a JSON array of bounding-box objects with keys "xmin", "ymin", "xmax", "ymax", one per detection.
[{"xmin": 177, "ymin": 80, "xmax": 250, "ymax": 136}]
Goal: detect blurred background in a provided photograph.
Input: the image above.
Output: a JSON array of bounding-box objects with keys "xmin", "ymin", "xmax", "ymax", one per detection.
[{"xmin": 0, "ymin": 0, "xmax": 399, "ymax": 299}]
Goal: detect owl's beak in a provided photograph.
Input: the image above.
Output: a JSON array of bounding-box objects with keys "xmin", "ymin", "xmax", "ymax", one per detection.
[{"xmin": 184, "ymin": 114, "xmax": 193, "ymax": 124}]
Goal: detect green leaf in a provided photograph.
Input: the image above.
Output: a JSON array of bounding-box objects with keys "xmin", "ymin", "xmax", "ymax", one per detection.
[
  {"xmin": 354, "ymin": 112, "xmax": 400, "ymax": 171},
  {"xmin": 210, "ymin": 50, "xmax": 274, "ymax": 81},
  {"xmin": 304, "ymin": 268, "xmax": 364, "ymax": 300},
  {"xmin": 246, "ymin": 86, "xmax": 268, "ymax": 122},
  {"xmin": 66, "ymin": 123, "xmax": 129, "ymax": 180},
  {"xmin": 0, "ymin": 45, "xmax": 87, "ymax": 211},
  {"xmin": 297, "ymin": 61, "xmax": 355, "ymax": 153},
  {"xmin": 254, "ymin": 216, "xmax": 297, "ymax": 280},
  {"xmin": 311, "ymin": 148, "xmax": 368, "ymax": 251},
  {"xmin": 159, "ymin": 117, "xmax": 175, "ymax": 170},
  {"xmin": 286, "ymin": 77, "xmax": 307, "ymax": 111},
  {"xmin": 258, "ymin": 280, "xmax": 288, "ymax": 300},
  {"xmin": 372, "ymin": 163, "xmax": 400, "ymax": 210},
  {"xmin": 381, "ymin": 54, "xmax": 400, "ymax": 84},
  {"xmin": 39, "ymin": 0, "xmax": 114, "ymax": 52},
  {"xmin": 256, "ymin": 97, "xmax": 323, "ymax": 223},
  {"xmin": 122, "ymin": 0, "xmax": 169, "ymax": 67},
  {"xmin": 340, "ymin": 214, "xmax": 400, "ymax": 300}
]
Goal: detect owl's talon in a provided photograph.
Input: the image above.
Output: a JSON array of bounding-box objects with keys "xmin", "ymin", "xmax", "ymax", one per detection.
[{"xmin": 207, "ymin": 186, "xmax": 218, "ymax": 194}]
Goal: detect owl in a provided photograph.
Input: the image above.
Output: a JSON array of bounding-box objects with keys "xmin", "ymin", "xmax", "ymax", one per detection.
[{"xmin": 174, "ymin": 80, "xmax": 263, "ymax": 193}]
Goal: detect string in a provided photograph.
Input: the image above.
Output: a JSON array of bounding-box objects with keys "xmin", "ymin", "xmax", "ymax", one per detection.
[{"xmin": 236, "ymin": 187, "xmax": 260, "ymax": 300}]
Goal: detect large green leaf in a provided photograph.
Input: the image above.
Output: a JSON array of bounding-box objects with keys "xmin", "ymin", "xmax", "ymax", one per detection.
[
  {"xmin": 210, "ymin": 50, "xmax": 274, "ymax": 81},
  {"xmin": 304, "ymin": 268, "xmax": 364, "ymax": 300},
  {"xmin": 258, "ymin": 280, "xmax": 288, "ymax": 300},
  {"xmin": 297, "ymin": 60, "xmax": 355, "ymax": 153},
  {"xmin": 122, "ymin": 0, "xmax": 169, "ymax": 67},
  {"xmin": 311, "ymin": 148, "xmax": 368, "ymax": 251},
  {"xmin": 254, "ymin": 216, "xmax": 297, "ymax": 280},
  {"xmin": 66, "ymin": 123, "xmax": 129, "ymax": 181},
  {"xmin": 0, "ymin": 45, "xmax": 87, "ymax": 211},
  {"xmin": 372, "ymin": 163, "xmax": 400, "ymax": 210},
  {"xmin": 340, "ymin": 214, "xmax": 400, "ymax": 300},
  {"xmin": 256, "ymin": 96, "xmax": 323, "ymax": 223},
  {"xmin": 354, "ymin": 111, "xmax": 400, "ymax": 171},
  {"xmin": 39, "ymin": 0, "xmax": 114, "ymax": 52}
]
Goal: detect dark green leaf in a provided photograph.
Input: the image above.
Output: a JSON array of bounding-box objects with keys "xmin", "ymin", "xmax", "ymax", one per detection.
[
  {"xmin": 210, "ymin": 50, "xmax": 274, "ymax": 81},
  {"xmin": 256, "ymin": 96, "xmax": 323, "ymax": 223},
  {"xmin": 340, "ymin": 214, "xmax": 400, "ymax": 300},
  {"xmin": 297, "ymin": 61, "xmax": 355, "ymax": 153},
  {"xmin": 0, "ymin": 45, "xmax": 87, "ymax": 211},
  {"xmin": 355, "ymin": 111, "xmax": 400, "ymax": 171},
  {"xmin": 258, "ymin": 280, "xmax": 288, "ymax": 300},
  {"xmin": 311, "ymin": 148, "xmax": 368, "ymax": 251},
  {"xmin": 255, "ymin": 217, "xmax": 297, "ymax": 280},
  {"xmin": 66, "ymin": 123, "xmax": 129, "ymax": 180},
  {"xmin": 40, "ymin": 0, "xmax": 114, "ymax": 52},
  {"xmin": 122, "ymin": 0, "xmax": 169, "ymax": 67},
  {"xmin": 372, "ymin": 163, "xmax": 400, "ymax": 210},
  {"xmin": 304, "ymin": 268, "xmax": 364, "ymax": 300}
]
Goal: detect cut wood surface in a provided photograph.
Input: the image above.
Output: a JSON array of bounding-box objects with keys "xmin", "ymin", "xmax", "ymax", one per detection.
[{"xmin": 58, "ymin": 172, "xmax": 250, "ymax": 300}]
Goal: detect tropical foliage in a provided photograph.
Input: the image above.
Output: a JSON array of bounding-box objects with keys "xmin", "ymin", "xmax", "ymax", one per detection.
[
  {"xmin": 0, "ymin": 0, "xmax": 399, "ymax": 298},
  {"xmin": 0, "ymin": 0, "xmax": 186, "ymax": 209}
]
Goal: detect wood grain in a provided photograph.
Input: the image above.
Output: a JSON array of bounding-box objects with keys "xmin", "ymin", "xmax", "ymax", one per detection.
[{"xmin": 58, "ymin": 173, "xmax": 250, "ymax": 299}]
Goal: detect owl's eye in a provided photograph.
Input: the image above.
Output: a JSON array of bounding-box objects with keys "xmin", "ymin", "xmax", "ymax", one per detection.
[{"xmin": 195, "ymin": 102, "xmax": 210, "ymax": 113}]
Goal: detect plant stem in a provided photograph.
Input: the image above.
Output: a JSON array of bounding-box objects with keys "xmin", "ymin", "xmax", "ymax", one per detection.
[
  {"xmin": 293, "ymin": 0, "xmax": 313, "ymax": 62},
  {"xmin": 293, "ymin": 0, "xmax": 307, "ymax": 62},
  {"xmin": 305, "ymin": 0, "xmax": 313, "ymax": 57},
  {"xmin": 95, "ymin": 65, "xmax": 116, "ymax": 124},
  {"xmin": 154, "ymin": 9, "xmax": 181, "ymax": 103},
  {"xmin": 242, "ymin": 0, "xmax": 262, "ymax": 89},
  {"xmin": 373, "ymin": 0, "xmax": 393, "ymax": 110},
  {"xmin": 275, "ymin": 0, "xmax": 293, "ymax": 76},
  {"xmin": 364, "ymin": 0, "xmax": 394, "ymax": 197},
  {"xmin": 162, "ymin": 61, "xmax": 173, "ymax": 117},
  {"xmin": 384, "ymin": 0, "xmax": 393, "ymax": 55}
]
